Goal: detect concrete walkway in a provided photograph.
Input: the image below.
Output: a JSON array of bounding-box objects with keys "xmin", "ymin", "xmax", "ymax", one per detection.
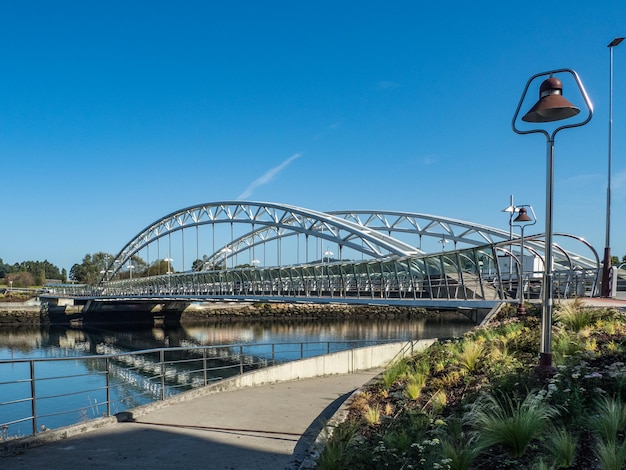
[
  {"xmin": 1, "ymin": 370, "xmax": 382, "ymax": 470},
  {"xmin": 580, "ymin": 295, "xmax": 626, "ymax": 309}
]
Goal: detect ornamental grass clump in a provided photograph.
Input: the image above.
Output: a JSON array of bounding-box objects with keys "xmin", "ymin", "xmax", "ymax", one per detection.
[
  {"xmin": 403, "ymin": 374, "xmax": 426, "ymax": 401},
  {"xmin": 381, "ymin": 358, "xmax": 409, "ymax": 388},
  {"xmin": 456, "ymin": 339, "xmax": 483, "ymax": 374},
  {"xmin": 552, "ymin": 330, "xmax": 585, "ymax": 364},
  {"xmin": 595, "ymin": 439, "xmax": 626, "ymax": 470},
  {"xmin": 317, "ymin": 421, "xmax": 360, "ymax": 470},
  {"xmin": 555, "ymin": 299, "xmax": 596, "ymax": 332},
  {"xmin": 464, "ymin": 390, "xmax": 559, "ymax": 458},
  {"xmin": 437, "ymin": 418, "xmax": 480, "ymax": 470},
  {"xmin": 544, "ymin": 426, "xmax": 577, "ymax": 468},
  {"xmin": 363, "ymin": 404, "xmax": 381, "ymax": 425},
  {"xmin": 588, "ymin": 395, "xmax": 626, "ymax": 445}
]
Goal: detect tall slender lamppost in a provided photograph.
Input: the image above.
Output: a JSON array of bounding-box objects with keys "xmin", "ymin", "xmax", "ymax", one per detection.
[
  {"xmin": 602, "ymin": 37, "xmax": 624, "ymax": 297},
  {"xmin": 512, "ymin": 205, "xmax": 536, "ymax": 315},
  {"xmin": 513, "ymin": 69, "xmax": 593, "ymax": 374},
  {"xmin": 502, "ymin": 196, "xmax": 518, "ymax": 290}
]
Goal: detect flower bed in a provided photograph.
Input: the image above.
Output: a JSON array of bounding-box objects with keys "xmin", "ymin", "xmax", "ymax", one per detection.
[{"xmin": 318, "ymin": 300, "xmax": 626, "ymax": 469}]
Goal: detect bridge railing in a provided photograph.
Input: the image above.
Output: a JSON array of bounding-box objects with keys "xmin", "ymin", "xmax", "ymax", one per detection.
[
  {"xmin": 0, "ymin": 339, "xmax": 390, "ymax": 440},
  {"xmin": 48, "ymin": 242, "xmax": 599, "ymax": 303}
]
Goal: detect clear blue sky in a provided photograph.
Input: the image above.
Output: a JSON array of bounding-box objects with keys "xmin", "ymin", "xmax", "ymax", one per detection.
[{"xmin": 1, "ymin": 1, "xmax": 625, "ymax": 272}]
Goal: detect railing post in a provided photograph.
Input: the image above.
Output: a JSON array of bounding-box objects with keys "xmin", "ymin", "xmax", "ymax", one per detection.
[
  {"xmin": 30, "ymin": 360, "xmax": 37, "ymax": 435},
  {"xmin": 160, "ymin": 349, "xmax": 166, "ymax": 401},
  {"xmin": 272, "ymin": 343, "xmax": 275, "ymax": 365},
  {"xmin": 105, "ymin": 357, "xmax": 111, "ymax": 417},
  {"xmin": 300, "ymin": 342, "xmax": 304, "ymax": 359},
  {"xmin": 239, "ymin": 346, "xmax": 244, "ymax": 375},
  {"xmin": 203, "ymin": 348, "xmax": 208, "ymax": 386}
]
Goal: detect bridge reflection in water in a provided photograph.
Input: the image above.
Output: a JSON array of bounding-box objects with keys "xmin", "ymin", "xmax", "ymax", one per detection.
[{"xmin": 47, "ymin": 202, "xmax": 601, "ymax": 309}]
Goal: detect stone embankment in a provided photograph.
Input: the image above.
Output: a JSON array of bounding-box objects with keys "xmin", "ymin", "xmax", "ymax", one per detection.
[
  {"xmin": 0, "ymin": 302, "xmax": 47, "ymax": 325},
  {"xmin": 0, "ymin": 300, "xmax": 434, "ymax": 326},
  {"xmin": 179, "ymin": 302, "xmax": 432, "ymax": 323}
]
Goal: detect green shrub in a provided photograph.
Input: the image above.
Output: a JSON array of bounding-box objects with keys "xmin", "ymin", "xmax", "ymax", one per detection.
[
  {"xmin": 555, "ymin": 300, "xmax": 596, "ymax": 332},
  {"xmin": 595, "ymin": 439, "xmax": 626, "ymax": 470},
  {"xmin": 457, "ymin": 339, "xmax": 483, "ymax": 373},
  {"xmin": 545, "ymin": 426, "xmax": 577, "ymax": 468},
  {"xmin": 588, "ymin": 395, "xmax": 626, "ymax": 445},
  {"xmin": 465, "ymin": 390, "xmax": 559, "ymax": 458}
]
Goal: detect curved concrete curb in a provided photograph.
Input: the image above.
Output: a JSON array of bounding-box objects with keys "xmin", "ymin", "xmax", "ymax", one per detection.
[
  {"xmin": 297, "ymin": 372, "xmax": 383, "ymax": 469},
  {"xmin": 296, "ymin": 338, "xmax": 437, "ymax": 468}
]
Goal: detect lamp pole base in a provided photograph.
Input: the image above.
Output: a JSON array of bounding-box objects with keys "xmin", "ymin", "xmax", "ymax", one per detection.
[{"xmin": 535, "ymin": 352, "xmax": 557, "ymax": 378}]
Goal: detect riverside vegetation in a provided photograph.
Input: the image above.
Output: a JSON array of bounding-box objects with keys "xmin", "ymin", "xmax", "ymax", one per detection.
[{"xmin": 317, "ymin": 299, "xmax": 626, "ymax": 469}]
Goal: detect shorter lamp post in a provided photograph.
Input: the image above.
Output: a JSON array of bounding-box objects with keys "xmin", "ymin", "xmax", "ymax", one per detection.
[
  {"xmin": 323, "ymin": 248, "xmax": 333, "ymax": 294},
  {"xmin": 513, "ymin": 69, "xmax": 593, "ymax": 374},
  {"xmin": 324, "ymin": 247, "xmax": 334, "ymax": 264},
  {"xmin": 127, "ymin": 264, "xmax": 136, "ymax": 280},
  {"xmin": 512, "ymin": 206, "xmax": 536, "ymax": 315},
  {"xmin": 439, "ymin": 237, "xmax": 450, "ymax": 252},
  {"xmin": 221, "ymin": 247, "xmax": 233, "ymax": 270},
  {"xmin": 164, "ymin": 258, "xmax": 173, "ymax": 290},
  {"xmin": 164, "ymin": 258, "xmax": 173, "ymax": 274}
]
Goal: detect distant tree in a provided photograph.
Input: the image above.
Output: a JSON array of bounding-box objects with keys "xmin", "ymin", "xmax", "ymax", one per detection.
[
  {"xmin": 116, "ymin": 255, "xmax": 147, "ymax": 279},
  {"xmin": 0, "ymin": 259, "xmax": 65, "ymax": 286},
  {"xmin": 8, "ymin": 271, "xmax": 35, "ymax": 288},
  {"xmin": 144, "ymin": 259, "xmax": 173, "ymax": 277},
  {"xmin": 70, "ymin": 252, "xmax": 115, "ymax": 285}
]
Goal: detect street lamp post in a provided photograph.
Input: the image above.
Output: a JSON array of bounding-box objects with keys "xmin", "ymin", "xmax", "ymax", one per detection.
[
  {"xmin": 164, "ymin": 258, "xmax": 173, "ymax": 291},
  {"xmin": 323, "ymin": 247, "xmax": 333, "ymax": 294},
  {"xmin": 513, "ymin": 69, "xmax": 593, "ymax": 374},
  {"xmin": 602, "ymin": 37, "xmax": 624, "ymax": 298},
  {"xmin": 512, "ymin": 205, "xmax": 537, "ymax": 315},
  {"xmin": 502, "ymin": 196, "xmax": 518, "ymax": 290},
  {"xmin": 164, "ymin": 258, "xmax": 173, "ymax": 274},
  {"xmin": 221, "ymin": 247, "xmax": 233, "ymax": 270},
  {"xmin": 439, "ymin": 237, "xmax": 449, "ymax": 252}
]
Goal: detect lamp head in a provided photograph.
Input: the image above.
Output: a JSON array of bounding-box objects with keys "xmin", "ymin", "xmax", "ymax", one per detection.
[
  {"xmin": 513, "ymin": 207, "xmax": 532, "ymax": 222},
  {"xmin": 522, "ymin": 77, "xmax": 580, "ymax": 123}
]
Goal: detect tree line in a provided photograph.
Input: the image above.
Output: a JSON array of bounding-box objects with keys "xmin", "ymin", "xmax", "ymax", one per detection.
[
  {"xmin": 67, "ymin": 252, "xmax": 223, "ymax": 285},
  {"xmin": 0, "ymin": 258, "xmax": 67, "ymax": 287}
]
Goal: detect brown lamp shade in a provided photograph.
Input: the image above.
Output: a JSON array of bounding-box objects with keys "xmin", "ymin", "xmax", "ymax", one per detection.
[
  {"xmin": 522, "ymin": 77, "xmax": 580, "ymax": 123},
  {"xmin": 514, "ymin": 207, "xmax": 532, "ymax": 222}
]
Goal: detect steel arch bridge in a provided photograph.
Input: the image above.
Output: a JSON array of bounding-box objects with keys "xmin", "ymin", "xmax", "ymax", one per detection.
[{"xmin": 53, "ymin": 201, "xmax": 601, "ymax": 308}]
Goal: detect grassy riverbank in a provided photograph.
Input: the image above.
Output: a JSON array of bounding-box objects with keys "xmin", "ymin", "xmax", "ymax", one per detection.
[{"xmin": 317, "ymin": 300, "xmax": 626, "ymax": 469}]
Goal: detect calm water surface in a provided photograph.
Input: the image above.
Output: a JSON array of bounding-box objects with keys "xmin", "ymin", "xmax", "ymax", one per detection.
[
  {"xmin": 0, "ymin": 313, "xmax": 474, "ymax": 436},
  {"xmin": 0, "ymin": 313, "xmax": 473, "ymax": 358}
]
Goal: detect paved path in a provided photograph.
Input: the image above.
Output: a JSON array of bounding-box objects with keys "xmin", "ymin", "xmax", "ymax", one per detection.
[
  {"xmin": 2, "ymin": 370, "xmax": 382, "ymax": 470},
  {"xmin": 581, "ymin": 295, "xmax": 626, "ymax": 309}
]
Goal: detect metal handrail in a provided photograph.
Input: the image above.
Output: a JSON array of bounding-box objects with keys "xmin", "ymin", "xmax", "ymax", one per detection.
[{"xmin": 0, "ymin": 340, "xmax": 389, "ymax": 439}]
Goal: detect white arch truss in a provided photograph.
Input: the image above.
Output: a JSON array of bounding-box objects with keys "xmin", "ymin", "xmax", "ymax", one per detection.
[{"xmin": 102, "ymin": 201, "xmax": 598, "ymax": 281}]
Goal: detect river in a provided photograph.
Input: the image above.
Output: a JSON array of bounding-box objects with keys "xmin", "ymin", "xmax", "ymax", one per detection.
[{"xmin": 0, "ymin": 312, "xmax": 474, "ymax": 437}]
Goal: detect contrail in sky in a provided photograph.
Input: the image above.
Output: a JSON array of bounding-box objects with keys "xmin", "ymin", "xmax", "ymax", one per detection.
[{"xmin": 237, "ymin": 153, "xmax": 302, "ymax": 199}]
